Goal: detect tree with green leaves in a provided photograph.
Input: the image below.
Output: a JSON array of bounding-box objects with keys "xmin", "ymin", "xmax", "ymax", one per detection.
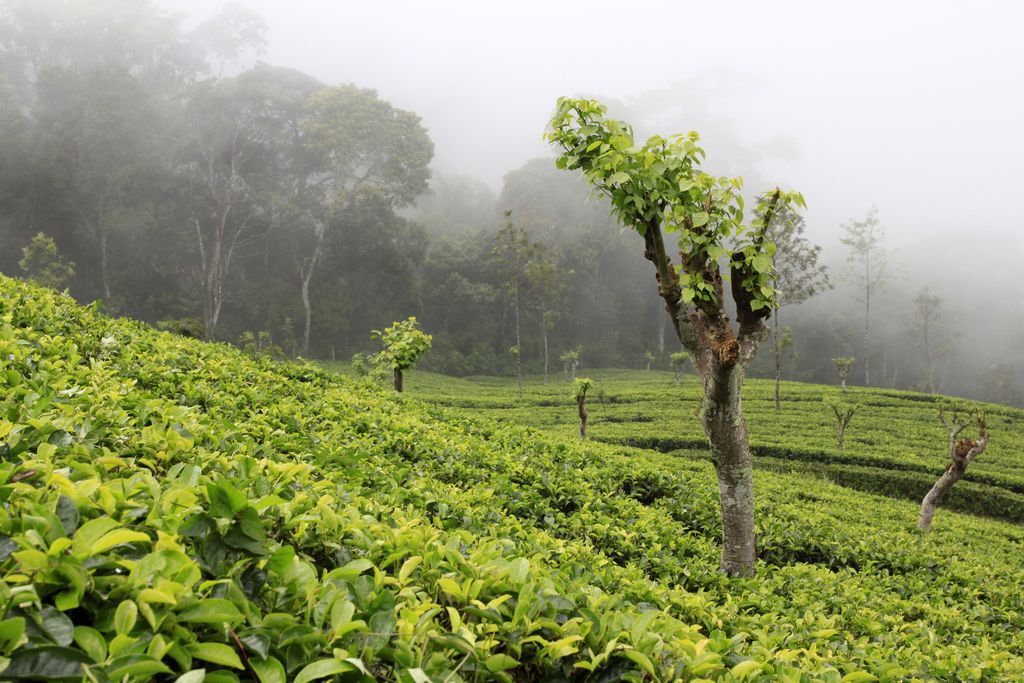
[
  {"xmin": 642, "ymin": 350, "xmax": 655, "ymax": 371},
  {"xmin": 371, "ymin": 317, "xmax": 432, "ymax": 392},
  {"xmin": 32, "ymin": 66, "xmax": 165, "ymax": 305},
  {"xmin": 574, "ymin": 377, "xmax": 594, "ymax": 439},
  {"xmin": 178, "ymin": 67, "xmax": 301, "ymax": 340},
  {"xmin": 548, "ymin": 97, "xmax": 804, "ymax": 576},
  {"xmin": 670, "ymin": 351, "xmax": 689, "ymax": 386},
  {"xmin": 911, "ymin": 287, "xmax": 953, "ymax": 394},
  {"xmin": 833, "ymin": 357, "xmax": 855, "ymax": 392},
  {"xmin": 19, "ymin": 232, "xmax": 74, "ymax": 290},
  {"xmin": 561, "ymin": 347, "xmax": 581, "ymax": 382},
  {"xmin": 919, "ymin": 408, "xmax": 989, "ymax": 532},
  {"xmin": 771, "ymin": 326, "xmax": 797, "ymax": 409},
  {"xmin": 824, "ymin": 395, "xmax": 859, "ymax": 450},
  {"xmin": 765, "ymin": 202, "xmax": 830, "ymax": 409},
  {"xmin": 840, "ymin": 208, "xmax": 890, "ymax": 387},
  {"xmin": 493, "ymin": 211, "xmax": 565, "ymax": 386},
  {"xmin": 292, "ymin": 84, "xmax": 433, "ymax": 354}
]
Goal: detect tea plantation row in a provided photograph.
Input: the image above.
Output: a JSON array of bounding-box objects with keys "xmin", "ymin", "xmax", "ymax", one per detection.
[
  {"xmin": 403, "ymin": 370, "xmax": 1024, "ymax": 523},
  {"xmin": 2, "ymin": 276, "xmax": 1023, "ymax": 681}
]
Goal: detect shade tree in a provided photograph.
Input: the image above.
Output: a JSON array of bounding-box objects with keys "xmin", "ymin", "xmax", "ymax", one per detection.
[
  {"xmin": 547, "ymin": 97, "xmax": 803, "ymax": 576},
  {"xmin": 840, "ymin": 208, "xmax": 890, "ymax": 386},
  {"xmin": 371, "ymin": 316, "xmax": 432, "ymax": 392},
  {"xmin": 765, "ymin": 202, "xmax": 830, "ymax": 408}
]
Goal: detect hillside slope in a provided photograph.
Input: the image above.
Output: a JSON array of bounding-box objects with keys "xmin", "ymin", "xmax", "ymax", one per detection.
[{"xmin": 2, "ymin": 276, "xmax": 1023, "ymax": 682}]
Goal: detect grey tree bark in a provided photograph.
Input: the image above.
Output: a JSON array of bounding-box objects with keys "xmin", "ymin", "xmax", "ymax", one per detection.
[
  {"xmin": 639, "ymin": 206, "xmax": 776, "ymax": 577},
  {"xmin": 918, "ymin": 412, "xmax": 988, "ymax": 532},
  {"xmin": 577, "ymin": 393, "xmax": 587, "ymax": 439}
]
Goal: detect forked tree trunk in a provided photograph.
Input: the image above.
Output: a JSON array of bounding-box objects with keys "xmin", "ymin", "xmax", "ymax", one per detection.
[
  {"xmin": 918, "ymin": 412, "xmax": 988, "ymax": 532},
  {"xmin": 394, "ymin": 368, "xmax": 403, "ymax": 393},
  {"xmin": 577, "ymin": 394, "xmax": 587, "ymax": 439}
]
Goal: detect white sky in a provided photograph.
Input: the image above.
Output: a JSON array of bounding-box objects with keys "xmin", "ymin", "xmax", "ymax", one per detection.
[{"xmin": 161, "ymin": 0, "xmax": 1024, "ymax": 256}]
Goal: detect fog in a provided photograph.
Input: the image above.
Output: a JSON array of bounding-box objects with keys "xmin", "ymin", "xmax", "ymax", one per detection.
[
  {"xmin": 159, "ymin": 0, "xmax": 1024, "ymax": 241},
  {"xmin": 3, "ymin": 0, "xmax": 1022, "ymax": 404}
]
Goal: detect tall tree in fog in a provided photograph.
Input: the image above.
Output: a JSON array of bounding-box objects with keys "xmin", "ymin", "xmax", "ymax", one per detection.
[
  {"xmin": 292, "ymin": 85, "xmax": 432, "ymax": 355},
  {"xmin": 524, "ymin": 238, "xmax": 563, "ymax": 383},
  {"xmin": 33, "ymin": 67, "xmax": 164, "ymax": 304},
  {"xmin": 0, "ymin": 0, "xmax": 200, "ymax": 106},
  {"xmin": 840, "ymin": 208, "xmax": 890, "ymax": 386},
  {"xmin": 178, "ymin": 70, "xmax": 287, "ymax": 339},
  {"xmin": 493, "ymin": 212, "xmax": 533, "ymax": 385},
  {"xmin": 548, "ymin": 98, "xmax": 803, "ymax": 577},
  {"xmin": 911, "ymin": 287, "xmax": 953, "ymax": 394},
  {"xmin": 766, "ymin": 202, "xmax": 830, "ymax": 409}
]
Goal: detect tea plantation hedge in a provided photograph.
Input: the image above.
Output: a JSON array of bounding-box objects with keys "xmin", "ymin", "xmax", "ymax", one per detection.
[
  {"xmin": 3, "ymin": 276, "xmax": 1024, "ymax": 681},
  {"xmin": 407, "ymin": 370, "xmax": 1024, "ymax": 523}
]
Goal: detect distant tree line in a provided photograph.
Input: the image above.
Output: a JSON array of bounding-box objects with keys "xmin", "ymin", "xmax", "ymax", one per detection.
[{"xmin": 0, "ymin": 1, "xmax": 1020, "ymax": 407}]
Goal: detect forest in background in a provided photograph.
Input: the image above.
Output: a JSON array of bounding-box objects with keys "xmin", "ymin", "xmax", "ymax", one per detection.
[{"xmin": 1, "ymin": 0, "xmax": 1021, "ymax": 406}]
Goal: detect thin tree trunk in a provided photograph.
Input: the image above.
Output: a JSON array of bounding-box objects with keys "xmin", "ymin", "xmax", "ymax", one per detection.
[
  {"xmin": 919, "ymin": 413, "xmax": 988, "ymax": 532},
  {"xmin": 702, "ymin": 359, "xmax": 757, "ymax": 577},
  {"xmin": 514, "ymin": 281, "xmax": 522, "ymax": 396},
  {"xmin": 773, "ymin": 314, "xmax": 781, "ymax": 411},
  {"xmin": 394, "ymin": 368, "xmax": 403, "ymax": 392},
  {"xmin": 918, "ymin": 464, "xmax": 963, "ymax": 532},
  {"xmin": 298, "ymin": 223, "xmax": 326, "ymax": 356},
  {"xmin": 864, "ymin": 251, "xmax": 871, "ymax": 386},
  {"xmin": 577, "ymin": 395, "xmax": 587, "ymax": 439},
  {"xmin": 99, "ymin": 230, "xmax": 111, "ymax": 302},
  {"xmin": 543, "ymin": 323, "xmax": 549, "ymax": 384},
  {"xmin": 301, "ymin": 273, "xmax": 312, "ymax": 356}
]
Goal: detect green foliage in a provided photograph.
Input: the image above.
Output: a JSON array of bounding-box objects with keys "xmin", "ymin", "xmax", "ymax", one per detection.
[
  {"xmin": 370, "ymin": 317, "xmax": 432, "ymax": 372},
  {"xmin": 545, "ymin": 97, "xmax": 804, "ymax": 312},
  {"xmin": 5, "ymin": 276, "xmax": 1024, "ymax": 681},
  {"xmin": 573, "ymin": 377, "xmax": 594, "ymax": 401},
  {"xmin": 154, "ymin": 318, "xmax": 204, "ymax": 339},
  {"xmin": 18, "ymin": 233, "xmax": 75, "ymax": 291},
  {"xmin": 833, "ymin": 357, "xmax": 856, "ymax": 388},
  {"xmin": 237, "ymin": 331, "xmax": 285, "ymax": 360},
  {"xmin": 670, "ymin": 351, "xmax": 689, "ymax": 369}
]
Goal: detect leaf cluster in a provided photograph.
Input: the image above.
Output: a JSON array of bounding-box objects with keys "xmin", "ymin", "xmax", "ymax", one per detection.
[
  {"xmin": 546, "ymin": 98, "xmax": 805, "ymax": 312},
  {"xmin": 370, "ymin": 317, "xmax": 432, "ymax": 372}
]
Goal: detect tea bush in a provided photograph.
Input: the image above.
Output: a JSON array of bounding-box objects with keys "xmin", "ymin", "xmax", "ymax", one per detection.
[{"xmin": 3, "ymin": 276, "xmax": 1024, "ymax": 681}]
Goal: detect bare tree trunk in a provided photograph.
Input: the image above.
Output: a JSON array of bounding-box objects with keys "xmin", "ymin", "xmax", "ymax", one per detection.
[
  {"xmin": 99, "ymin": 230, "xmax": 111, "ymax": 302},
  {"xmin": 577, "ymin": 394, "xmax": 587, "ymax": 439},
  {"xmin": 394, "ymin": 368, "xmax": 403, "ymax": 393},
  {"xmin": 863, "ymin": 252, "xmax": 871, "ymax": 386},
  {"xmin": 703, "ymin": 359, "xmax": 756, "ymax": 577},
  {"xmin": 514, "ymin": 281, "xmax": 522, "ymax": 396},
  {"xmin": 298, "ymin": 222, "xmax": 326, "ymax": 356},
  {"xmin": 542, "ymin": 322, "xmax": 549, "ymax": 385},
  {"xmin": 919, "ymin": 412, "xmax": 988, "ymax": 532},
  {"xmin": 918, "ymin": 464, "xmax": 964, "ymax": 531},
  {"xmin": 300, "ymin": 273, "xmax": 312, "ymax": 356},
  {"xmin": 658, "ymin": 309, "xmax": 666, "ymax": 355},
  {"xmin": 837, "ymin": 423, "xmax": 846, "ymax": 450},
  {"xmin": 773, "ymin": 314, "xmax": 781, "ymax": 411}
]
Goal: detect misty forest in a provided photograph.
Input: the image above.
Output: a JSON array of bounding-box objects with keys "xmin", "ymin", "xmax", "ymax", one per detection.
[{"xmin": 1, "ymin": 1, "xmax": 1023, "ymax": 681}]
